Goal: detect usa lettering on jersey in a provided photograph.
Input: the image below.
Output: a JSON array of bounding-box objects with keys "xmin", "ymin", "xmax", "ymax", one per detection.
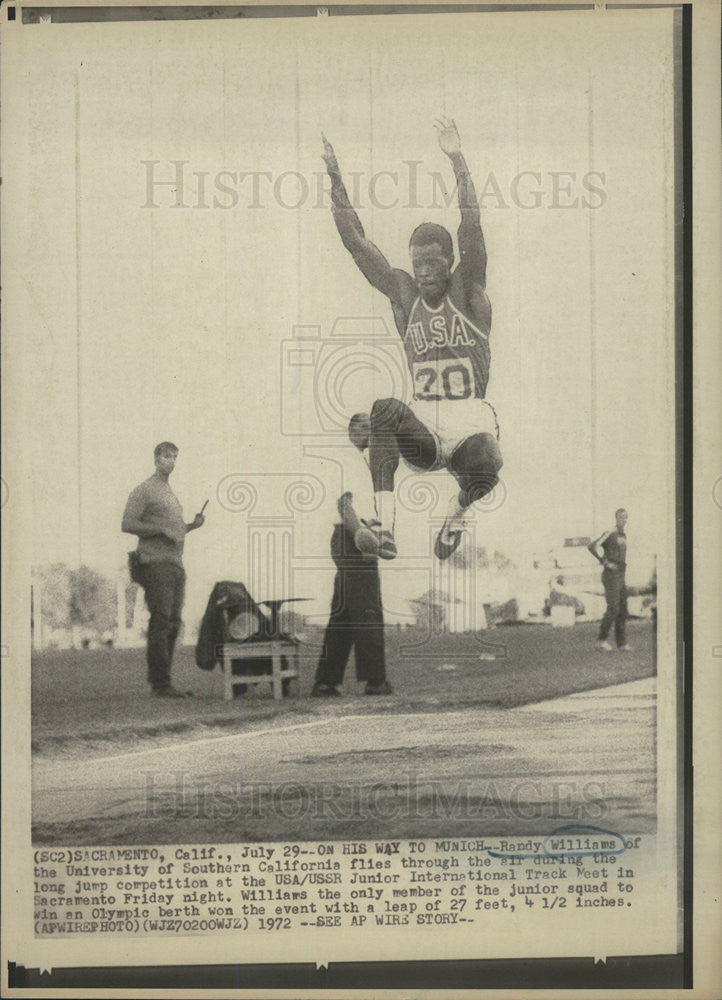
[
  {"xmin": 407, "ymin": 312, "xmax": 476, "ymax": 354},
  {"xmin": 404, "ymin": 296, "xmax": 491, "ymax": 400}
]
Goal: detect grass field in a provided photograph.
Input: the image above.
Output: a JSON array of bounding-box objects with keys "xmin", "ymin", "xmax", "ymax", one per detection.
[{"xmin": 32, "ymin": 620, "xmax": 655, "ymax": 755}]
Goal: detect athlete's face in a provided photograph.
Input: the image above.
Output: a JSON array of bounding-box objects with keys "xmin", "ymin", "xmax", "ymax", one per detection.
[
  {"xmin": 615, "ymin": 509, "xmax": 628, "ymax": 531},
  {"xmin": 348, "ymin": 415, "xmax": 370, "ymax": 452},
  {"xmin": 410, "ymin": 243, "xmax": 451, "ymax": 304}
]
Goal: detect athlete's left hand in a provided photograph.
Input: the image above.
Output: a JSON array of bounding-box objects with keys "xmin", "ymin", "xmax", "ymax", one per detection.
[{"xmin": 434, "ymin": 117, "xmax": 461, "ymax": 156}]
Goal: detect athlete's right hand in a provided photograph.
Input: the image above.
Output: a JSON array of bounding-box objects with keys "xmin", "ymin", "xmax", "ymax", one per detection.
[{"xmin": 321, "ymin": 134, "xmax": 338, "ymax": 169}]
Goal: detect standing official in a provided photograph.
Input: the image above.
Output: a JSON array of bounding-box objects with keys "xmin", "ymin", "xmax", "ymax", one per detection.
[
  {"xmin": 311, "ymin": 415, "xmax": 392, "ymax": 697},
  {"xmin": 588, "ymin": 508, "xmax": 631, "ymax": 652},
  {"xmin": 122, "ymin": 442, "xmax": 206, "ymax": 697}
]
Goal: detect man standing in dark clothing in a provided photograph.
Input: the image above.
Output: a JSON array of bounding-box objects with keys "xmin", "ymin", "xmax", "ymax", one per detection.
[
  {"xmin": 122, "ymin": 442, "xmax": 206, "ymax": 697},
  {"xmin": 311, "ymin": 416, "xmax": 392, "ymax": 697},
  {"xmin": 588, "ymin": 508, "xmax": 631, "ymax": 652}
]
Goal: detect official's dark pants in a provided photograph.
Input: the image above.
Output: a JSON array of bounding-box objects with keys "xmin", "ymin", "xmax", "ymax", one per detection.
[
  {"xmin": 599, "ymin": 568, "xmax": 628, "ymax": 646},
  {"xmin": 314, "ymin": 526, "xmax": 386, "ymax": 688},
  {"xmin": 141, "ymin": 561, "xmax": 186, "ymax": 691}
]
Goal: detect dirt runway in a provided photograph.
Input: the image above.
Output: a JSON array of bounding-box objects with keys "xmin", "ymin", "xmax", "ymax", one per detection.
[{"xmin": 32, "ymin": 678, "xmax": 655, "ymax": 844}]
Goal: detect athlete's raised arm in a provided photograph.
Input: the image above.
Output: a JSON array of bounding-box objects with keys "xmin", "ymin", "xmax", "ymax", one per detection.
[
  {"xmin": 322, "ymin": 135, "xmax": 407, "ymax": 302},
  {"xmin": 435, "ymin": 118, "xmax": 489, "ymax": 298}
]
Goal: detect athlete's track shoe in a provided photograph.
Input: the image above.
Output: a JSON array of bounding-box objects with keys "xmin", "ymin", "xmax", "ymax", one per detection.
[
  {"xmin": 356, "ymin": 521, "xmax": 397, "ymax": 560},
  {"xmin": 376, "ymin": 529, "xmax": 397, "ymax": 560},
  {"xmin": 434, "ymin": 516, "xmax": 469, "ymax": 560}
]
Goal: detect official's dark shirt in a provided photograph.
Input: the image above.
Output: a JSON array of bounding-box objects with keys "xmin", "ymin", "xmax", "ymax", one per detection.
[
  {"xmin": 331, "ymin": 524, "xmax": 378, "ymax": 570},
  {"xmin": 601, "ymin": 530, "xmax": 627, "ymax": 569}
]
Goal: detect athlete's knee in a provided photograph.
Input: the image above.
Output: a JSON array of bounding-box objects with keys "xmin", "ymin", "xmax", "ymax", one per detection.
[
  {"xmin": 370, "ymin": 396, "xmax": 406, "ymax": 433},
  {"xmin": 477, "ymin": 433, "xmax": 504, "ymax": 475},
  {"xmin": 454, "ymin": 433, "xmax": 502, "ymax": 474}
]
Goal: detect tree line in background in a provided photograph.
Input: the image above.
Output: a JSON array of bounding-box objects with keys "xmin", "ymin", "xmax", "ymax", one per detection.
[
  {"xmin": 31, "ymin": 545, "xmax": 533, "ymax": 649},
  {"xmin": 32, "ymin": 563, "xmax": 137, "ymax": 639}
]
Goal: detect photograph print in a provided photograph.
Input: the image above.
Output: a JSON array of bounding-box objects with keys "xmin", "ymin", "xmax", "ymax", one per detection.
[{"xmin": 1, "ymin": 3, "xmax": 697, "ymax": 982}]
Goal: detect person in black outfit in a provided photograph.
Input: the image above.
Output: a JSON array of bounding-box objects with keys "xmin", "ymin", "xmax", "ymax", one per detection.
[
  {"xmin": 312, "ymin": 416, "xmax": 392, "ymax": 697},
  {"xmin": 588, "ymin": 508, "xmax": 631, "ymax": 652}
]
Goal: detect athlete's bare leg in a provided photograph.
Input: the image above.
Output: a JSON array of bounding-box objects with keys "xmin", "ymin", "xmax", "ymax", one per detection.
[
  {"xmin": 451, "ymin": 433, "xmax": 503, "ymax": 507},
  {"xmin": 435, "ymin": 433, "xmax": 503, "ymax": 560},
  {"xmin": 369, "ymin": 397, "xmax": 438, "ymax": 489},
  {"xmin": 368, "ymin": 397, "xmax": 438, "ymax": 558}
]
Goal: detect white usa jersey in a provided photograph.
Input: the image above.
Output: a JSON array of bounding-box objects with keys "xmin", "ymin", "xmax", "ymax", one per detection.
[{"xmin": 404, "ymin": 295, "xmax": 491, "ymax": 401}]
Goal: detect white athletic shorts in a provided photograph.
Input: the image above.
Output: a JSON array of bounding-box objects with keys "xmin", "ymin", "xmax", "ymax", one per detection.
[{"xmin": 407, "ymin": 396, "xmax": 500, "ymax": 472}]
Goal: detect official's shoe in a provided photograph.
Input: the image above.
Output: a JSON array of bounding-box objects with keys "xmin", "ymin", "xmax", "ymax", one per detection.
[
  {"xmin": 596, "ymin": 640, "xmax": 613, "ymax": 652},
  {"xmin": 311, "ymin": 682, "xmax": 341, "ymax": 698},
  {"xmin": 618, "ymin": 644, "xmax": 633, "ymax": 652},
  {"xmin": 151, "ymin": 686, "xmax": 193, "ymax": 698},
  {"xmin": 364, "ymin": 680, "xmax": 393, "ymax": 695}
]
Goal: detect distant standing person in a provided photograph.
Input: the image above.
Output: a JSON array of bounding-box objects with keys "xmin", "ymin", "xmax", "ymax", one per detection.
[
  {"xmin": 311, "ymin": 415, "xmax": 392, "ymax": 697},
  {"xmin": 122, "ymin": 442, "xmax": 206, "ymax": 697},
  {"xmin": 588, "ymin": 508, "xmax": 631, "ymax": 652}
]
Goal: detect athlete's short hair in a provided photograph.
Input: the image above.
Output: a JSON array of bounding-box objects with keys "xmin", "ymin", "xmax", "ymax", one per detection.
[
  {"xmin": 348, "ymin": 413, "xmax": 369, "ymax": 433},
  {"xmin": 615, "ymin": 507, "xmax": 627, "ymax": 516},
  {"xmin": 154, "ymin": 441, "xmax": 179, "ymax": 459},
  {"xmin": 348, "ymin": 413, "xmax": 370, "ymax": 451},
  {"xmin": 409, "ymin": 223, "xmax": 454, "ymax": 263}
]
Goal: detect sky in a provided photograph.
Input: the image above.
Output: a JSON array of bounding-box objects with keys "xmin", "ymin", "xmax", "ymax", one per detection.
[{"xmin": 3, "ymin": 8, "xmax": 676, "ymax": 626}]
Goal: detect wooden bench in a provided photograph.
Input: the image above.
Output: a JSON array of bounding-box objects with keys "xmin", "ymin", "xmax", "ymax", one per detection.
[
  {"xmin": 213, "ymin": 594, "xmax": 306, "ymax": 701},
  {"xmin": 217, "ymin": 638, "xmax": 299, "ymax": 701}
]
